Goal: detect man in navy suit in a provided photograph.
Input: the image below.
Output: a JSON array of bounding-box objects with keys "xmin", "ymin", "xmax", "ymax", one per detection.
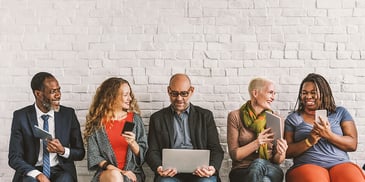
[
  {"xmin": 8, "ymin": 72, "xmax": 85, "ymax": 182},
  {"xmin": 146, "ymin": 73, "xmax": 224, "ymax": 182}
]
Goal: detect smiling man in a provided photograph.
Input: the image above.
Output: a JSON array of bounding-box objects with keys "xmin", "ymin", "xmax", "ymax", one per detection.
[
  {"xmin": 8, "ymin": 72, "xmax": 85, "ymax": 182},
  {"xmin": 146, "ymin": 73, "xmax": 224, "ymax": 182}
]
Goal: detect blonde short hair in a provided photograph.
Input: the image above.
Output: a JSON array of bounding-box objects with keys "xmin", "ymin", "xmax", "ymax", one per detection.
[{"xmin": 248, "ymin": 77, "xmax": 273, "ymax": 98}]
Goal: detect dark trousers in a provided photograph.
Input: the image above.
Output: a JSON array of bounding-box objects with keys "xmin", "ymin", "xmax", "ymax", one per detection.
[
  {"xmin": 22, "ymin": 165, "xmax": 74, "ymax": 182},
  {"xmin": 229, "ymin": 158, "xmax": 283, "ymax": 182},
  {"xmin": 155, "ymin": 173, "xmax": 217, "ymax": 182}
]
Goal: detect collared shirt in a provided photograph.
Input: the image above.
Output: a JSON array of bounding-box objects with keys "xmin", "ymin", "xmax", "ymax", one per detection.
[
  {"xmin": 171, "ymin": 105, "xmax": 193, "ymax": 149},
  {"xmin": 27, "ymin": 104, "xmax": 70, "ymax": 178}
]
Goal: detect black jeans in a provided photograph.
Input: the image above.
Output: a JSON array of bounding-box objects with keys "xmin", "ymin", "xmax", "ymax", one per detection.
[{"xmin": 229, "ymin": 158, "xmax": 283, "ymax": 182}]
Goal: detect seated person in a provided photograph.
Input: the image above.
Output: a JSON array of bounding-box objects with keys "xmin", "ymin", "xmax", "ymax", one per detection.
[
  {"xmin": 8, "ymin": 72, "xmax": 85, "ymax": 182},
  {"xmin": 285, "ymin": 73, "xmax": 365, "ymax": 182},
  {"xmin": 146, "ymin": 73, "xmax": 224, "ymax": 182},
  {"xmin": 227, "ymin": 77, "xmax": 287, "ymax": 182},
  {"xmin": 84, "ymin": 77, "xmax": 148, "ymax": 182}
]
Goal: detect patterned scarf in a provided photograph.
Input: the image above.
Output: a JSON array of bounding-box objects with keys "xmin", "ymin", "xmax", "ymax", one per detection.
[{"xmin": 239, "ymin": 100, "xmax": 270, "ymax": 160}]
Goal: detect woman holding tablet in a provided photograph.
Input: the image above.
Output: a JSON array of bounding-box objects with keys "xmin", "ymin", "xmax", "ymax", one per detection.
[
  {"xmin": 84, "ymin": 77, "xmax": 148, "ymax": 182},
  {"xmin": 227, "ymin": 77, "xmax": 288, "ymax": 182}
]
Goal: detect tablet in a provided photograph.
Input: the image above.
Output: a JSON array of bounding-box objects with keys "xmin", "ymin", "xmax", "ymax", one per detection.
[
  {"xmin": 34, "ymin": 125, "xmax": 52, "ymax": 140},
  {"xmin": 265, "ymin": 111, "xmax": 283, "ymax": 140},
  {"xmin": 162, "ymin": 149, "xmax": 210, "ymax": 173}
]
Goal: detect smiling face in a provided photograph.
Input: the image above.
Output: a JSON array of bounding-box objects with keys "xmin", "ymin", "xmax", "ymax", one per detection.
[
  {"xmin": 35, "ymin": 77, "xmax": 61, "ymax": 113},
  {"xmin": 300, "ymin": 81, "xmax": 321, "ymax": 112},
  {"xmin": 253, "ymin": 82, "xmax": 276, "ymax": 111},
  {"xmin": 115, "ymin": 83, "xmax": 132, "ymax": 111}
]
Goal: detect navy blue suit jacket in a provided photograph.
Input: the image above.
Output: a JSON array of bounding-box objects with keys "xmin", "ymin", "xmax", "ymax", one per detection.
[{"xmin": 8, "ymin": 104, "xmax": 85, "ymax": 182}]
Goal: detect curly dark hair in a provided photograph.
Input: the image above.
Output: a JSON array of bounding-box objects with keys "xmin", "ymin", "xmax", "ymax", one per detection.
[{"xmin": 295, "ymin": 73, "xmax": 336, "ymax": 113}]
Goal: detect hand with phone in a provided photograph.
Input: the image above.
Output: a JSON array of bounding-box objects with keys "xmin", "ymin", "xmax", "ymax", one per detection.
[
  {"xmin": 313, "ymin": 109, "xmax": 332, "ymax": 140},
  {"xmin": 315, "ymin": 109, "xmax": 327, "ymax": 124},
  {"xmin": 121, "ymin": 122, "xmax": 136, "ymax": 145}
]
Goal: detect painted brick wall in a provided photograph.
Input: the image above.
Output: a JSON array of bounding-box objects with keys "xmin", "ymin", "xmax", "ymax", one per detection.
[{"xmin": 1, "ymin": 0, "xmax": 365, "ymax": 181}]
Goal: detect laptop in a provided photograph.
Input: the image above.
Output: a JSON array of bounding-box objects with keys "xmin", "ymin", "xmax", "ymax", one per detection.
[
  {"xmin": 162, "ymin": 149, "xmax": 210, "ymax": 173},
  {"xmin": 265, "ymin": 111, "xmax": 283, "ymax": 140}
]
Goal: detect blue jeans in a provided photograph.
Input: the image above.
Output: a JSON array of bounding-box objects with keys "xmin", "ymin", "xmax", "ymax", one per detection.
[
  {"xmin": 156, "ymin": 173, "xmax": 217, "ymax": 182},
  {"xmin": 229, "ymin": 158, "xmax": 283, "ymax": 182}
]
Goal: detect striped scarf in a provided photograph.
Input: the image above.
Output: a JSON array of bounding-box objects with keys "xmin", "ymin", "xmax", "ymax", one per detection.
[{"xmin": 239, "ymin": 100, "xmax": 270, "ymax": 160}]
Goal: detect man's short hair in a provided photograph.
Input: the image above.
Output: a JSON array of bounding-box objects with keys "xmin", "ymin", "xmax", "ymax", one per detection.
[{"xmin": 31, "ymin": 72, "xmax": 55, "ymax": 93}]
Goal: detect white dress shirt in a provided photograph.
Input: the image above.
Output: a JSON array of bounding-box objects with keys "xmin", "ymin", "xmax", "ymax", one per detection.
[{"xmin": 27, "ymin": 104, "xmax": 70, "ymax": 178}]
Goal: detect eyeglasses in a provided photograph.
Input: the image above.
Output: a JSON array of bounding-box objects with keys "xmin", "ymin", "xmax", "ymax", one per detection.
[{"xmin": 168, "ymin": 87, "xmax": 191, "ymax": 97}]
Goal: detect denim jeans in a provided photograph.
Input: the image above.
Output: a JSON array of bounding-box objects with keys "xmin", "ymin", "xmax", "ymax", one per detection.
[
  {"xmin": 156, "ymin": 173, "xmax": 217, "ymax": 182},
  {"xmin": 229, "ymin": 158, "xmax": 283, "ymax": 182}
]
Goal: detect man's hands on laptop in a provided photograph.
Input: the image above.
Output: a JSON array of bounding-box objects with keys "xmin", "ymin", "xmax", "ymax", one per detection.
[
  {"xmin": 157, "ymin": 166, "xmax": 215, "ymax": 177},
  {"xmin": 193, "ymin": 166, "xmax": 215, "ymax": 177},
  {"xmin": 157, "ymin": 166, "xmax": 177, "ymax": 177}
]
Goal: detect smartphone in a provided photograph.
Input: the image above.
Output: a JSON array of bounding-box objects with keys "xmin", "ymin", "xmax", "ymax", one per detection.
[
  {"xmin": 34, "ymin": 125, "xmax": 52, "ymax": 140},
  {"xmin": 315, "ymin": 109, "xmax": 327, "ymax": 123},
  {"xmin": 121, "ymin": 122, "xmax": 135, "ymax": 134}
]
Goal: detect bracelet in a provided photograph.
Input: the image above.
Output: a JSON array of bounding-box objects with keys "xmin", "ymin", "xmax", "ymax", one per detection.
[
  {"xmin": 101, "ymin": 161, "xmax": 110, "ymax": 170},
  {"xmin": 304, "ymin": 138, "xmax": 313, "ymax": 147}
]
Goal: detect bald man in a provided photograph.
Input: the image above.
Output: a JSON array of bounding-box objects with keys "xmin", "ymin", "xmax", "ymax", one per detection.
[{"xmin": 146, "ymin": 73, "xmax": 224, "ymax": 182}]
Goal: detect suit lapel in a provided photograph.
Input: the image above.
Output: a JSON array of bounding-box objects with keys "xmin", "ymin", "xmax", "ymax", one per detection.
[
  {"xmin": 27, "ymin": 105, "xmax": 40, "ymax": 154},
  {"xmin": 188, "ymin": 104, "xmax": 197, "ymax": 147},
  {"xmin": 164, "ymin": 107, "xmax": 175, "ymax": 147},
  {"xmin": 54, "ymin": 109, "xmax": 63, "ymax": 139}
]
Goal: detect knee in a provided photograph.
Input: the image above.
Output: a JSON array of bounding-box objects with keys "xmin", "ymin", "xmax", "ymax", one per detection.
[
  {"xmin": 286, "ymin": 164, "xmax": 330, "ymax": 182},
  {"xmin": 249, "ymin": 158, "xmax": 268, "ymax": 170},
  {"xmin": 101, "ymin": 169, "xmax": 123, "ymax": 181},
  {"xmin": 55, "ymin": 172, "xmax": 74, "ymax": 182},
  {"xmin": 109, "ymin": 169, "xmax": 123, "ymax": 179}
]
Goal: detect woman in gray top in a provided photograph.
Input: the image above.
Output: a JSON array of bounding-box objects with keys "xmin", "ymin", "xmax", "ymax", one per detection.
[{"xmin": 84, "ymin": 77, "xmax": 148, "ymax": 182}]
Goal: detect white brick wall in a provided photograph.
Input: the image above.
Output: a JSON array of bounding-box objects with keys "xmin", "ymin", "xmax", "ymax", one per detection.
[{"xmin": 1, "ymin": 0, "xmax": 365, "ymax": 181}]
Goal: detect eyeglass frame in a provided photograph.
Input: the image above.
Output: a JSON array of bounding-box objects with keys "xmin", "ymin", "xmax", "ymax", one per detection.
[{"xmin": 168, "ymin": 87, "xmax": 193, "ymax": 97}]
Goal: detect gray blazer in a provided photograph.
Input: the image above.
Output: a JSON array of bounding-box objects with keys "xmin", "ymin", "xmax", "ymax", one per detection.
[{"xmin": 87, "ymin": 113, "xmax": 148, "ymax": 182}]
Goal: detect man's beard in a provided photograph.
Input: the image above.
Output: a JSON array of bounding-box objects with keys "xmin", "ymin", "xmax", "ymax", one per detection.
[{"xmin": 42, "ymin": 100, "xmax": 60, "ymax": 112}]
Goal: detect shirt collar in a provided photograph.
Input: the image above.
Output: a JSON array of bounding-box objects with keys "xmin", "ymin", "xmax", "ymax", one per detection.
[
  {"xmin": 170, "ymin": 104, "xmax": 190, "ymax": 115},
  {"xmin": 34, "ymin": 103, "xmax": 55, "ymax": 119}
]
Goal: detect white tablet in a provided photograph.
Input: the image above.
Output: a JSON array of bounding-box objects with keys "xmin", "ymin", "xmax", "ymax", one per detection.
[{"xmin": 265, "ymin": 111, "xmax": 283, "ymax": 140}]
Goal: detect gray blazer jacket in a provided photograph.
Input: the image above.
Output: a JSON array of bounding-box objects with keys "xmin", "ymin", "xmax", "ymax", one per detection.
[{"xmin": 87, "ymin": 113, "xmax": 148, "ymax": 182}]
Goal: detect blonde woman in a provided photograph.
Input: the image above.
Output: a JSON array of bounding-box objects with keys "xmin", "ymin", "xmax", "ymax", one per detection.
[
  {"xmin": 84, "ymin": 77, "xmax": 148, "ymax": 182},
  {"xmin": 227, "ymin": 78, "xmax": 287, "ymax": 182}
]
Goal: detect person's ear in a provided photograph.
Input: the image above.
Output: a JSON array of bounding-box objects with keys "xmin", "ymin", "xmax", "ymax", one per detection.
[
  {"xmin": 252, "ymin": 89, "xmax": 258, "ymax": 98},
  {"xmin": 189, "ymin": 86, "xmax": 195, "ymax": 94},
  {"xmin": 34, "ymin": 90, "xmax": 42, "ymax": 99}
]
